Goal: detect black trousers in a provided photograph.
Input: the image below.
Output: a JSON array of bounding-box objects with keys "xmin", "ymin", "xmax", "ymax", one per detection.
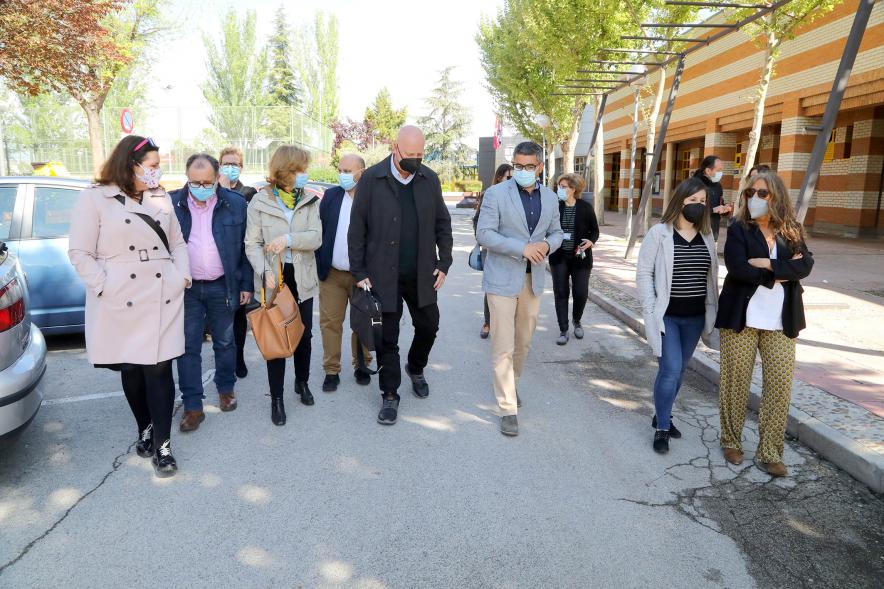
[
  {"xmin": 120, "ymin": 361, "xmax": 175, "ymax": 446},
  {"xmin": 711, "ymin": 213, "xmax": 722, "ymax": 242},
  {"xmin": 379, "ymin": 276, "xmax": 440, "ymax": 396},
  {"xmin": 551, "ymin": 256, "xmax": 591, "ymax": 332},
  {"xmin": 234, "ymin": 303, "xmax": 248, "ymax": 369},
  {"xmin": 267, "ymin": 263, "xmax": 313, "ymax": 398}
]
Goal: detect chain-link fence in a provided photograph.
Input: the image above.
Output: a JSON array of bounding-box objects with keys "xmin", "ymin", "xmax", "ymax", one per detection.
[{"xmin": 1, "ymin": 105, "xmax": 335, "ymax": 177}]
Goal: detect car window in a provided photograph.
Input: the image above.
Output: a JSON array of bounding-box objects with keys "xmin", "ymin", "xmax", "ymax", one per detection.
[
  {"xmin": 0, "ymin": 185, "xmax": 17, "ymax": 240},
  {"xmin": 32, "ymin": 186, "xmax": 78, "ymax": 238}
]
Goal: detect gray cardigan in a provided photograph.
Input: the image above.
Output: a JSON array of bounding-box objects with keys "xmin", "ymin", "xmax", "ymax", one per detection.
[{"xmin": 635, "ymin": 222, "xmax": 719, "ymax": 357}]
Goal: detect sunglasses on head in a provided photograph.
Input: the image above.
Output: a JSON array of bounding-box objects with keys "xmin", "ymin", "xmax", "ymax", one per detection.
[
  {"xmin": 132, "ymin": 137, "xmax": 157, "ymax": 152},
  {"xmin": 744, "ymin": 188, "xmax": 771, "ymax": 200}
]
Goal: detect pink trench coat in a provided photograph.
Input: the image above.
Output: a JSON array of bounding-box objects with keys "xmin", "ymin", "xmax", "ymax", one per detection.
[{"xmin": 68, "ymin": 184, "xmax": 192, "ymax": 366}]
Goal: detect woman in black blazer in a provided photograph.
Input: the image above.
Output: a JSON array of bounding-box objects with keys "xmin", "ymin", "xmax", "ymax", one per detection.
[
  {"xmin": 715, "ymin": 171, "xmax": 813, "ymax": 478},
  {"xmin": 550, "ymin": 173, "xmax": 600, "ymax": 345}
]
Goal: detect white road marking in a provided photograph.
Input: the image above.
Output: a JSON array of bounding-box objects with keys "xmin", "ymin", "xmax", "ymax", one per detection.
[{"xmin": 43, "ymin": 370, "xmax": 215, "ymax": 406}]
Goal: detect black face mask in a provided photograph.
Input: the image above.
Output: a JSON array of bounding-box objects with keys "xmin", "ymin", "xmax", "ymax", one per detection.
[
  {"xmin": 682, "ymin": 203, "xmax": 706, "ymax": 225},
  {"xmin": 396, "ymin": 147, "xmax": 422, "ymax": 174}
]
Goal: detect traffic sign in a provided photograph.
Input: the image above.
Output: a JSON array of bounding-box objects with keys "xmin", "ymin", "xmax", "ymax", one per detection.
[{"xmin": 120, "ymin": 108, "xmax": 134, "ymax": 133}]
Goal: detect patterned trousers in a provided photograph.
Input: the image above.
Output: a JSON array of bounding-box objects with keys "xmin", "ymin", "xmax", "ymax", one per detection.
[{"xmin": 719, "ymin": 327, "xmax": 796, "ymax": 463}]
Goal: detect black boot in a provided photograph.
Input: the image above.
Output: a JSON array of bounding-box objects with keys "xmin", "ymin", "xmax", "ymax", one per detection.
[
  {"xmin": 135, "ymin": 424, "xmax": 153, "ymax": 458},
  {"xmin": 296, "ymin": 381, "xmax": 314, "ymax": 406},
  {"xmin": 652, "ymin": 415, "xmax": 682, "ymax": 438},
  {"xmin": 653, "ymin": 430, "xmax": 670, "ymax": 454},
  {"xmin": 235, "ymin": 359, "xmax": 248, "ymax": 379},
  {"xmin": 271, "ymin": 397, "xmax": 286, "ymax": 426},
  {"xmin": 152, "ymin": 440, "xmax": 178, "ymax": 477}
]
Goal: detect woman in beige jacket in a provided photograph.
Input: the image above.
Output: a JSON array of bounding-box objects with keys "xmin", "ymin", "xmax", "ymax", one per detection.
[
  {"xmin": 245, "ymin": 145, "xmax": 322, "ymax": 425},
  {"xmin": 68, "ymin": 136, "xmax": 191, "ymax": 477}
]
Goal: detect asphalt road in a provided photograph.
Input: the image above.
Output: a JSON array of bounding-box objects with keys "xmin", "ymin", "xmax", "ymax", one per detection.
[{"xmin": 1, "ymin": 210, "xmax": 881, "ymax": 588}]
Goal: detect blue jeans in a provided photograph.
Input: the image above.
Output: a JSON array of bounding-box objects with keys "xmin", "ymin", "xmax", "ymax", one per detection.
[
  {"xmin": 177, "ymin": 278, "xmax": 236, "ymax": 411},
  {"xmin": 653, "ymin": 314, "xmax": 705, "ymax": 430}
]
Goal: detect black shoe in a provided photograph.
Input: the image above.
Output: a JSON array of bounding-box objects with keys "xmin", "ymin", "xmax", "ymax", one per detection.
[
  {"xmin": 651, "ymin": 415, "xmax": 682, "ymax": 439},
  {"xmin": 236, "ymin": 365, "xmax": 248, "ymax": 379},
  {"xmin": 377, "ymin": 395, "xmax": 399, "ymax": 425},
  {"xmin": 322, "ymin": 374, "xmax": 340, "ymax": 392},
  {"xmin": 296, "ymin": 381, "xmax": 314, "ymax": 406},
  {"xmin": 653, "ymin": 430, "xmax": 670, "ymax": 454},
  {"xmin": 135, "ymin": 424, "xmax": 153, "ymax": 458},
  {"xmin": 405, "ymin": 365, "xmax": 429, "ymax": 398},
  {"xmin": 517, "ymin": 393, "xmax": 522, "ymax": 408},
  {"xmin": 271, "ymin": 397, "xmax": 286, "ymax": 426},
  {"xmin": 152, "ymin": 440, "xmax": 178, "ymax": 477},
  {"xmin": 354, "ymin": 368, "xmax": 371, "ymax": 386}
]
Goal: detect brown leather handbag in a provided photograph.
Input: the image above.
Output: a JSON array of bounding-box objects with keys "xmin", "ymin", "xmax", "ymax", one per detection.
[{"xmin": 247, "ymin": 257, "xmax": 304, "ymax": 360}]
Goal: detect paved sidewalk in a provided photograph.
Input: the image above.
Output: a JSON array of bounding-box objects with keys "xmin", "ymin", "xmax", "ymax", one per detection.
[{"xmin": 585, "ymin": 211, "xmax": 884, "ymax": 491}]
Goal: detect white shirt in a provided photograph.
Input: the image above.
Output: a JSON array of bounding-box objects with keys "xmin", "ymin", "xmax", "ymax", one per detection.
[
  {"xmin": 745, "ymin": 241, "xmax": 784, "ymax": 330},
  {"xmin": 332, "ymin": 191, "xmax": 354, "ymax": 271},
  {"xmin": 390, "ymin": 156, "xmax": 414, "ymax": 185}
]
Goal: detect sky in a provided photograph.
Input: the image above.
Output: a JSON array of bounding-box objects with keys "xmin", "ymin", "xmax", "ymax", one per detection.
[{"xmin": 143, "ymin": 0, "xmax": 506, "ymax": 148}]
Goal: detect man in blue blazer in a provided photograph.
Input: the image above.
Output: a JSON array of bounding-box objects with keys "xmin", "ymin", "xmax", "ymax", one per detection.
[
  {"xmin": 317, "ymin": 154, "xmax": 373, "ymax": 392},
  {"xmin": 477, "ymin": 141, "xmax": 564, "ymax": 436}
]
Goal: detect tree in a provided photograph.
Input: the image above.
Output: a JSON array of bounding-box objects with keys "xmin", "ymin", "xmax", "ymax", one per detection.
[
  {"xmin": 295, "ymin": 11, "xmax": 339, "ymax": 127},
  {"xmin": 202, "ymin": 9, "xmax": 271, "ymax": 144},
  {"xmin": 267, "ymin": 6, "xmax": 301, "ymax": 108},
  {"xmin": 364, "ymin": 87, "xmax": 407, "ymax": 144},
  {"xmin": 418, "ymin": 67, "xmax": 472, "ymax": 165},
  {"xmin": 0, "ymin": 0, "xmax": 166, "ymax": 174},
  {"xmin": 330, "ymin": 118, "xmax": 376, "ymax": 153},
  {"xmin": 732, "ymin": 0, "xmax": 843, "ymax": 194}
]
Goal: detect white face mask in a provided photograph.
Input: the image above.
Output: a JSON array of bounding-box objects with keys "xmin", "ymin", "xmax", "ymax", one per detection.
[
  {"xmin": 709, "ymin": 171, "xmax": 723, "ymax": 183},
  {"xmin": 748, "ymin": 195, "xmax": 769, "ymax": 219},
  {"xmin": 136, "ymin": 163, "xmax": 163, "ymax": 189}
]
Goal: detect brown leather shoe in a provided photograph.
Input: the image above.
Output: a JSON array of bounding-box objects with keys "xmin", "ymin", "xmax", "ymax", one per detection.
[
  {"xmin": 759, "ymin": 461, "xmax": 788, "ymax": 477},
  {"xmin": 723, "ymin": 448, "xmax": 744, "ymax": 465},
  {"xmin": 179, "ymin": 410, "xmax": 205, "ymax": 432},
  {"xmin": 219, "ymin": 392, "xmax": 237, "ymax": 412}
]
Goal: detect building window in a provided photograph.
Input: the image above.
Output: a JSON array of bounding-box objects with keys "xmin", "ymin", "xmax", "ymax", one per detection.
[
  {"xmin": 680, "ymin": 150, "xmax": 692, "ymax": 180},
  {"xmin": 843, "ymin": 125, "xmax": 853, "ymax": 159},
  {"xmin": 823, "ymin": 130, "xmax": 836, "ymax": 162},
  {"xmin": 575, "ymin": 156, "xmax": 586, "ymax": 174},
  {"xmin": 735, "ymin": 142, "xmax": 743, "ymax": 170}
]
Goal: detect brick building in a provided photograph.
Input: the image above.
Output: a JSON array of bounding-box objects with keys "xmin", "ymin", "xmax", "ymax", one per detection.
[{"xmin": 563, "ymin": 0, "xmax": 884, "ymax": 237}]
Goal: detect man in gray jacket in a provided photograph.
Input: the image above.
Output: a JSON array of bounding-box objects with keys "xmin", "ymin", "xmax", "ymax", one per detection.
[{"xmin": 477, "ymin": 141, "xmax": 564, "ymax": 436}]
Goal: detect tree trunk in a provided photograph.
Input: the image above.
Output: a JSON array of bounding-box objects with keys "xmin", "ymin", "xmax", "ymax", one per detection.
[
  {"xmin": 547, "ymin": 139, "xmax": 556, "ymax": 187},
  {"xmin": 644, "ymin": 67, "xmax": 666, "ymax": 232},
  {"xmin": 82, "ymin": 101, "xmax": 106, "ymax": 177},
  {"xmin": 739, "ymin": 26, "xmax": 779, "ymax": 197},
  {"xmin": 562, "ymin": 109, "xmax": 582, "ymax": 175},
  {"xmin": 593, "ymin": 116, "xmax": 605, "ymax": 226}
]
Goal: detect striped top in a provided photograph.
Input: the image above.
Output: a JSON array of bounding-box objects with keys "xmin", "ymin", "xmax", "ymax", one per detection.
[
  {"xmin": 560, "ymin": 204, "xmax": 576, "ymax": 255},
  {"xmin": 666, "ymin": 231, "xmax": 710, "ymax": 317}
]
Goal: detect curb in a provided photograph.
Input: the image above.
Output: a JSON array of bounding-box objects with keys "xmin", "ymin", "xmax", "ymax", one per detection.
[{"xmin": 586, "ymin": 285, "xmax": 884, "ymax": 493}]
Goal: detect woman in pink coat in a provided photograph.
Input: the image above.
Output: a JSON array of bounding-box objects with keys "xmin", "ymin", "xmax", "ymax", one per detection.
[{"xmin": 68, "ymin": 136, "xmax": 191, "ymax": 477}]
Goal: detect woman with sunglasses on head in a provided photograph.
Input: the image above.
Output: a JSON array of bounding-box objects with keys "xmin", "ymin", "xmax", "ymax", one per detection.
[
  {"xmin": 244, "ymin": 145, "xmax": 322, "ymax": 425},
  {"xmin": 68, "ymin": 135, "xmax": 191, "ymax": 477},
  {"xmin": 473, "ymin": 163, "xmax": 513, "ymax": 339},
  {"xmin": 716, "ymin": 172, "xmax": 813, "ymax": 477},
  {"xmin": 550, "ymin": 173, "xmax": 599, "ymax": 346},
  {"xmin": 637, "ymin": 177, "xmax": 718, "ymax": 453}
]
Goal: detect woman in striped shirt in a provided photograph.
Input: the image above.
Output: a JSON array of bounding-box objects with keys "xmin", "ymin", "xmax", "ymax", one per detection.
[{"xmin": 636, "ymin": 177, "xmax": 719, "ymax": 453}]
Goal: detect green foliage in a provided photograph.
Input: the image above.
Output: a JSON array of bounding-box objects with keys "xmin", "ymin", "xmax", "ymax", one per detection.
[
  {"xmin": 202, "ymin": 10, "xmax": 271, "ymax": 142},
  {"xmin": 307, "ymin": 164, "xmax": 339, "ymax": 183},
  {"xmin": 364, "ymin": 87, "xmax": 406, "ymax": 144},
  {"xmin": 267, "ymin": 6, "xmax": 301, "ymax": 108},
  {"xmin": 295, "ymin": 11, "xmax": 339, "ymax": 127},
  {"xmin": 418, "ymin": 67, "xmax": 472, "ymax": 166}
]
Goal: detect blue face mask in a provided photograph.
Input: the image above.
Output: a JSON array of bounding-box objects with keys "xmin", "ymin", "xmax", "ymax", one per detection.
[
  {"xmin": 513, "ymin": 169, "xmax": 537, "ymax": 188},
  {"xmin": 557, "ymin": 187, "xmax": 568, "ymax": 201},
  {"xmin": 189, "ymin": 183, "xmax": 216, "ymax": 202},
  {"xmin": 339, "ymin": 173, "xmax": 356, "ymax": 191},
  {"xmin": 220, "ymin": 165, "xmax": 240, "ymax": 182},
  {"xmin": 294, "ymin": 173, "xmax": 309, "ymax": 189}
]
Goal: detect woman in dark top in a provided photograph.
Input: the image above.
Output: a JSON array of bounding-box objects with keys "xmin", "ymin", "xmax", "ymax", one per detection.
[
  {"xmin": 473, "ymin": 163, "xmax": 512, "ymax": 338},
  {"xmin": 716, "ymin": 171, "xmax": 813, "ymax": 477},
  {"xmin": 550, "ymin": 173, "xmax": 599, "ymax": 345},
  {"xmin": 636, "ymin": 177, "xmax": 718, "ymax": 453},
  {"xmin": 693, "ymin": 155, "xmax": 731, "ymax": 242}
]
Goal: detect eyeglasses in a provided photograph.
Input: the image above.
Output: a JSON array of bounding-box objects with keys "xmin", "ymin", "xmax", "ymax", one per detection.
[
  {"xmin": 220, "ymin": 161, "xmax": 242, "ymax": 168},
  {"xmin": 744, "ymin": 188, "xmax": 771, "ymax": 200},
  {"xmin": 512, "ymin": 164, "xmax": 539, "ymax": 171},
  {"xmin": 132, "ymin": 137, "xmax": 157, "ymax": 152},
  {"xmin": 188, "ymin": 181, "xmax": 217, "ymax": 190}
]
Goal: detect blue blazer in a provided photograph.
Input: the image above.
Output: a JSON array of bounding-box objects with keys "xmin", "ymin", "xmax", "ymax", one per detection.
[
  {"xmin": 169, "ymin": 185, "xmax": 253, "ymax": 305},
  {"xmin": 316, "ymin": 185, "xmax": 347, "ymax": 282}
]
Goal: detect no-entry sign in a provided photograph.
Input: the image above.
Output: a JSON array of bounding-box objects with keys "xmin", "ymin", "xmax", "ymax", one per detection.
[{"xmin": 120, "ymin": 108, "xmax": 134, "ymax": 133}]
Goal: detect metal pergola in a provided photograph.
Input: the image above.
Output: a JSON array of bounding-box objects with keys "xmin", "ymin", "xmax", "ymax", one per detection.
[{"xmin": 555, "ymin": 0, "xmax": 875, "ymax": 257}]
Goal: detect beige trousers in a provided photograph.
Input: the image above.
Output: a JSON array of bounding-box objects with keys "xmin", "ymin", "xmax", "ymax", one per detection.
[
  {"xmin": 487, "ymin": 275, "xmax": 542, "ymax": 416},
  {"xmin": 319, "ymin": 268, "xmax": 373, "ymax": 374}
]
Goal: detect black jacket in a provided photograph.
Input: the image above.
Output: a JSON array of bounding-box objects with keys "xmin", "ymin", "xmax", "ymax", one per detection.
[
  {"xmin": 230, "ymin": 180, "xmax": 257, "ymax": 203},
  {"xmin": 316, "ymin": 185, "xmax": 348, "ymax": 281},
  {"xmin": 715, "ymin": 221, "xmax": 814, "ymax": 338},
  {"xmin": 348, "ymin": 156, "xmax": 453, "ymax": 311},
  {"xmin": 549, "ymin": 199, "xmax": 600, "ymax": 267}
]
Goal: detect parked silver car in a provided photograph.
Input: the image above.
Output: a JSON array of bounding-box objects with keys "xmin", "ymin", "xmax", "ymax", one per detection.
[{"xmin": 0, "ymin": 241, "xmax": 47, "ymax": 438}]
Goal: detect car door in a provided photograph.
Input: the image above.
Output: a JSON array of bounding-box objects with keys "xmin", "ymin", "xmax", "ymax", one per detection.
[
  {"xmin": 0, "ymin": 182, "xmax": 26, "ymax": 255},
  {"xmin": 15, "ymin": 183, "xmax": 85, "ymax": 333}
]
